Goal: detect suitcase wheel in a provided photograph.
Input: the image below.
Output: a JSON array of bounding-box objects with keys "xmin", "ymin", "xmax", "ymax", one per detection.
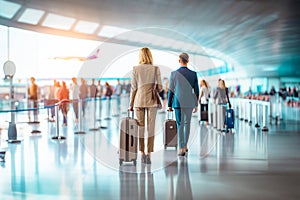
[
  {"xmin": 164, "ymin": 145, "xmax": 167, "ymax": 150},
  {"xmin": 119, "ymin": 159, "xmax": 123, "ymax": 166},
  {"xmin": 133, "ymin": 160, "xmax": 136, "ymax": 166}
]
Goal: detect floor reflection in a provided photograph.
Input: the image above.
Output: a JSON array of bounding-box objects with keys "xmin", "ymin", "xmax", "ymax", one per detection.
[
  {"xmin": 1, "ymin": 100, "xmax": 300, "ymax": 199},
  {"xmin": 200, "ymin": 125, "xmax": 218, "ymax": 158},
  {"xmin": 119, "ymin": 170, "xmax": 139, "ymax": 200},
  {"xmin": 10, "ymin": 144, "xmax": 26, "ymax": 193},
  {"xmin": 163, "ymin": 151, "xmax": 178, "ymax": 199},
  {"xmin": 175, "ymin": 158, "xmax": 192, "ymax": 200},
  {"xmin": 139, "ymin": 165, "xmax": 155, "ymax": 200}
]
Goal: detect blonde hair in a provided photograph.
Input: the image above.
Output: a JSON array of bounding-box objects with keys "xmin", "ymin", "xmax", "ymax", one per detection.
[
  {"xmin": 219, "ymin": 79, "xmax": 226, "ymax": 89},
  {"xmin": 139, "ymin": 47, "xmax": 153, "ymax": 65}
]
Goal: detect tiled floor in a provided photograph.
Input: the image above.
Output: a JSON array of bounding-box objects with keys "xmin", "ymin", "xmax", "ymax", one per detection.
[{"xmin": 0, "ymin": 99, "xmax": 300, "ymax": 200}]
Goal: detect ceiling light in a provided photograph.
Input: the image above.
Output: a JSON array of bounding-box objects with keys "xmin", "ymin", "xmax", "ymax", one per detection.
[
  {"xmin": 262, "ymin": 67, "xmax": 278, "ymax": 71},
  {"xmin": 74, "ymin": 20, "xmax": 99, "ymax": 34},
  {"xmin": 98, "ymin": 25, "xmax": 129, "ymax": 38},
  {"xmin": 18, "ymin": 8, "xmax": 45, "ymax": 25},
  {"xmin": 0, "ymin": 0, "xmax": 21, "ymax": 19},
  {"xmin": 42, "ymin": 13, "xmax": 75, "ymax": 30}
]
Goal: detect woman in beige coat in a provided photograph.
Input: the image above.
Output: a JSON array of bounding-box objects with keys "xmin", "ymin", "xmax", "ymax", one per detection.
[{"xmin": 129, "ymin": 47, "xmax": 162, "ymax": 164}]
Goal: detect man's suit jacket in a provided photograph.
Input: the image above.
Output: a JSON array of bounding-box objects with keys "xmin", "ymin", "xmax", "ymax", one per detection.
[
  {"xmin": 168, "ymin": 66, "xmax": 199, "ymax": 108},
  {"xmin": 130, "ymin": 64, "xmax": 162, "ymax": 108}
]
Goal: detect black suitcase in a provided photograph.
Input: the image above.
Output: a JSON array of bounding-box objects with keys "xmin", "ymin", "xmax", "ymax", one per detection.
[
  {"xmin": 200, "ymin": 104, "xmax": 208, "ymax": 121},
  {"xmin": 0, "ymin": 149, "xmax": 6, "ymax": 162},
  {"xmin": 0, "ymin": 151, "xmax": 5, "ymax": 162},
  {"xmin": 119, "ymin": 111, "xmax": 138, "ymax": 166},
  {"xmin": 164, "ymin": 111, "xmax": 177, "ymax": 150}
]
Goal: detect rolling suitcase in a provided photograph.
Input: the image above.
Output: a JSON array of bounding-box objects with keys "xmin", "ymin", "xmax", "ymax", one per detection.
[
  {"xmin": 119, "ymin": 111, "xmax": 138, "ymax": 166},
  {"xmin": 164, "ymin": 111, "xmax": 177, "ymax": 150},
  {"xmin": 0, "ymin": 151, "xmax": 6, "ymax": 162},
  {"xmin": 200, "ymin": 104, "xmax": 208, "ymax": 121},
  {"xmin": 217, "ymin": 104, "xmax": 226, "ymax": 131},
  {"xmin": 226, "ymin": 108, "xmax": 235, "ymax": 129},
  {"xmin": 0, "ymin": 134, "xmax": 7, "ymax": 162}
]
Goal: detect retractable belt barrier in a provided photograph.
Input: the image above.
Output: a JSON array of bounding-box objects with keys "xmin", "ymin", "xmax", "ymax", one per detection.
[
  {"xmin": 0, "ymin": 95, "xmax": 131, "ymax": 162},
  {"xmin": 230, "ymin": 98, "xmax": 270, "ymax": 132},
  {"xmin": 207, "ymin": 98, "xmax": 273, "ymax": 132}
]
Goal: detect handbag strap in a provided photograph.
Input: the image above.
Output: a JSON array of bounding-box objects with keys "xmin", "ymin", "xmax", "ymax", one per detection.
[
  {"xmin": 153, "ymin": 66, "xmax": 157, "ymax": 89},
  {"xmin": 225, "ymin": 87, "xmax": 232, "ymax": 108}
]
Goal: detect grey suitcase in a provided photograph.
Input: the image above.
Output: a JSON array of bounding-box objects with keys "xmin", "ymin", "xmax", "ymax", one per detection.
[
  {"xmin": 119, "ymin": 111, "xmax": 138, "ymax": 166},
  {"xmin": 164, "ymin": 111, "xmax": 177, "ymax": 150}
]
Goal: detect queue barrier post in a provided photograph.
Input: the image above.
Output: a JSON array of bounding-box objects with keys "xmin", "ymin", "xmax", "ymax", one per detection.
[
  {"xmin": 89, "ymin": 98, "xmax": 100, "ymax": 131},
  {"xmin": 249, "ymin": 101, "xmax": 252, "ymax": 125},
  {"xmin": 75, "ymin": 99, "xmax": 86, "ymax": 134},
  {"xmin": 213, "ymin": 103, "xmax": 217, "ymax": 129},
  {"xmin": 234, "ymin": 99, "xmax": 239, "ymax": 119},
  {"xmin": 262, "ymin": 103, "xmax": 269, "ymax": 132},
  {"xmin": 255, "ymin": 102, "xmax": 260, "ymax": 128},
  {"xmin": 52, "ymin": 101, "xmax": 66, "ymax": 140},
  {"xmin": 274, "ymin": 96, "xmax": 282, "ymax": 124},
  {"xmin": 97, "ymin": 97, "xmax": 102, "ymax": 121},
  {"xmin": 279, "ymin": 97, "xmax": 284, "ymax": 121},
  {"xmin": 208, "ymin": 99, "xmax": 213, "ymax": 126},
  {"xmin": 239, "ymin": 99, "xmax": 244, "ymax": 121},
  {"xmin": 97, "ymin": 97, "xmax": 107, "ymax": 129},
  {"xmin": 104, "ymin": 97, "xmax": 112, "ymax": 120},
  {"xmin": 244, "ymin": 100, "xmax": 248, "ymax": 122},
  {"xmin": 7, "ymin": 99, "xmax": 21, "ymax": 143},
  {"xmin": 30, "ymin": 104, "xmax": 42, "ymax": 135},
  {"xmin": 270, "ymin": 95, "xmax": 276, "ymax": 121}
]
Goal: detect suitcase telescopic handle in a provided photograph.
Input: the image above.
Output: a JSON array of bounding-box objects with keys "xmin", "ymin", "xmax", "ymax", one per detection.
[
  {"xmin": 167, "ymin": 110, "xmax": 173, "ymax": 120},
  {"xmin": 128, "ymin": 110, "xmax": 134, "ymax": 118}
]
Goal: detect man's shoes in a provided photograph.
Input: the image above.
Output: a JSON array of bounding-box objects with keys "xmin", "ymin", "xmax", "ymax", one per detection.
[{"xmin": 178, "ymin": 152, "xmax": 186, "ymax": 157}]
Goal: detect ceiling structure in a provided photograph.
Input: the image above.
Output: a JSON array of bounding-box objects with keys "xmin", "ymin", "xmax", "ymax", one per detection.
[{"xmin": 1, "ymin": 0, "xmax": 300, "ymax": 77}]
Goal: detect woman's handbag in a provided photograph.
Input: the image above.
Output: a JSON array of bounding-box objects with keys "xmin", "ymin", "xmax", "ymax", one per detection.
[
  {"xmin": 152, "ymin": 67, "xmax": 162, "ymax": 109},
  {"xmin": 152, "ymin": 85, "xmax": 162, "ymax": 109}
]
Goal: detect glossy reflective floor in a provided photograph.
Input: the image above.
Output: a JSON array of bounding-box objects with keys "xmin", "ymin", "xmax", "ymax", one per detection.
[{"xmin": 0, "ymin": 99, "xmax": 300, "ymax": 200}]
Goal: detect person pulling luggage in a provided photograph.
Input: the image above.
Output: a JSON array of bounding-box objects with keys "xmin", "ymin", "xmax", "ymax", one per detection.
[
  {"xmin": 128, "ymin": 47, "xmax": 163, "ymax": 164},
  {"xmin": 167, "ymin": 52, "xmax": 199, "ymax": 156}
]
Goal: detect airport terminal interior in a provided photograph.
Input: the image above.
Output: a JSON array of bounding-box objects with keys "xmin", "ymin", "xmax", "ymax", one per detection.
[{"xmin": 0, "ymin": 0, "xmax": 300, "ymax": 199}]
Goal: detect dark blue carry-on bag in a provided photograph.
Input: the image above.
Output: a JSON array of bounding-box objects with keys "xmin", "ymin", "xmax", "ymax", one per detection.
[
  {"xmin": 225, "ymin": 88, "xmax": 234, "ymax": 131},
  {"xmin": 226, "ymin": 108, "xmax": 234, "ymax": 129}
]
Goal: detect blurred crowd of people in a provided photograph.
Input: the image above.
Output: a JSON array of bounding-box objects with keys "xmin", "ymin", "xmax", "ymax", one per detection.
[
  {"xmin": 28, "ymin": 77, "xmax": 131, "ymax": 126},
  {"xmin": 242, "ymin": 84, "xmax": 300, "ymax": 107},
  {"xmin": 26, "ymin": 74, "xmax": 300, "ymax": 126}
]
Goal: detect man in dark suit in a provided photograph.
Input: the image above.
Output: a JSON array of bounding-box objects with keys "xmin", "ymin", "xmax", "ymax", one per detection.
[{"xmin": 168, "ymin": 52, "xmax": 199, "ymax": 156}]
